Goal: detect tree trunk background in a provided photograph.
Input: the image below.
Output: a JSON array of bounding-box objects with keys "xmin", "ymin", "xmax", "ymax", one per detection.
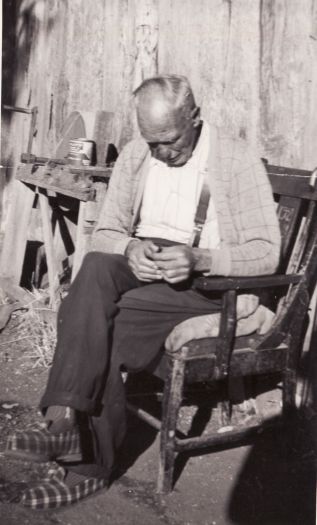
[{"xmin": 1, "ymin": 0, "xmax": 317, "ymax": 228}]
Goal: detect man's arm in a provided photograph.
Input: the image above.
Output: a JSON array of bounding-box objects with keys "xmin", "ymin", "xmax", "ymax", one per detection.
[
  {"xmin": 90, "ymin": 140, "xmax": 148, "ymax": 255},
  {"xmin": 206, "ymin": 141, "xmax": 281, "ymax": 277}
]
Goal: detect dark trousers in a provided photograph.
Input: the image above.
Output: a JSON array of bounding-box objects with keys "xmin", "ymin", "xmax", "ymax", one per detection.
[{"xmin": 40, "ymin": 252, "xmax": 220, "ymax": 478}]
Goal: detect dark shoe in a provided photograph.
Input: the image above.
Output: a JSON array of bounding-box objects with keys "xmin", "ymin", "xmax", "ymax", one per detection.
[
  {"xmin": 5, "ymin": 428, "xmax": 81, "ymax": 462},
  {"xmin": 21, "ymin": 466, "xmax": 107, "ymax": 509}
]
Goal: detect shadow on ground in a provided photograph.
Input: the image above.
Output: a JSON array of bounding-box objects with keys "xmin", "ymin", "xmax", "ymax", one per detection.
[
  {"xmin": 113, "ymin": 379, "xmax": 316, "ymax": 525},
  {"xmin": 227, "ymin": 410, "xmax": 316, "ymax": 525}
]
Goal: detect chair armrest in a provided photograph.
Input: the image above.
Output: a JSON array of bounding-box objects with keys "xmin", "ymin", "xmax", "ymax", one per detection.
[{"xmin": 193, "ymin": 273, "xmax": 302, "ymax": 292}]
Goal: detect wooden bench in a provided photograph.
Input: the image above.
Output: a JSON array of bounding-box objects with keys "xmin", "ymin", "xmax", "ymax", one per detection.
[{"xmin": 0, "ymin": 111, "xmax": 113, "ymax": 308}]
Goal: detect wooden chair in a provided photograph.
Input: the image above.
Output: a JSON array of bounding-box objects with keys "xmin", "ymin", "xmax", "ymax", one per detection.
[{"xmin": 127, "ymin": 162, "xmax": 317, "ymax": 493}]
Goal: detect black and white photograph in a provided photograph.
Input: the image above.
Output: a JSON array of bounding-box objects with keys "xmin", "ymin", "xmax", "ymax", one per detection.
[{"xmin": 0, "ymin": 1, "xmax": 316, "ymax": 523}]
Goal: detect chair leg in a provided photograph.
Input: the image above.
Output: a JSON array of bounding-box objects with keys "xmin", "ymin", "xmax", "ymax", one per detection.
[
  {"xmin": 282, "ymin": 310, "xmax": 307, "ymax": 417},
  {"xmin": 157, "ymin": 351, "xmax": 186, "ymax": 494},
  {"xmin": 282, "ymin": 368, "xmax": 297, "ymax": 417}
]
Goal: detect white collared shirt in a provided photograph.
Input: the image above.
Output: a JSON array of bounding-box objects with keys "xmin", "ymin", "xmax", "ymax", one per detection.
[{"xmin": 135, "ymin": 121, "xmax": 220, "ymax": 249}]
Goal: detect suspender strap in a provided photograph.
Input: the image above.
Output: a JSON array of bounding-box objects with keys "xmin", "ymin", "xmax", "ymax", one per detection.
[{"xmin": 189, "ymin": 175, "xmax": 211, "ymax": 248}]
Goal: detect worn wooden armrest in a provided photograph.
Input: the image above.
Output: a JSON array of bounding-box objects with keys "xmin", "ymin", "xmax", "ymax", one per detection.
[{"xmin": 193, "ymin": 273, "xmax": 302, "ymax": 292}]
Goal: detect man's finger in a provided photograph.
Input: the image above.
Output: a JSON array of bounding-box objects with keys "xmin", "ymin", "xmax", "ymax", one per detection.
[
  {"xmin": 137, "ymin": 271, "xmax": 163, "ymax": 281},
  {"xmin": 138, "ymin": 264, "xmax": 163, "ymax": 277},
  {"xmin": 157, "ymin": 260, "xmax": 189, "ymax": 271},
  {"xmin": 163, "ymin": 271, "xmax": 189, "ymax": 283},
  {"xmin": 151, "ymin": 246, "xmax": 181, "ymax": 261},
  {"xmin": 138, "ymin": 275, "xmax": 162, "ymax": 282},
  {"xmin": 129, "ymin": 263, "xmax": 162, "ymax": 277},
  {"xmin": 144, "ymin": 242, "xmax": 161, "ymax": 258},
  {"xmin": 131, "ymin": 256, "xmax": 158, "ymax": 270},
  {"xmin": 128, "ymin": 262, "xmax": 163, "ymax": 281}
]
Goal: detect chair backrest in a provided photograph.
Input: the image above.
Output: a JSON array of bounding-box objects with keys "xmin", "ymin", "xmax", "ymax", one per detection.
[
  {"xmin": 267, "ymin": 163, "xmax": 317, "ymax": 287},
  {"xmin": 258, "ymin": 163, "xmax": 317, "ymax": 349}
]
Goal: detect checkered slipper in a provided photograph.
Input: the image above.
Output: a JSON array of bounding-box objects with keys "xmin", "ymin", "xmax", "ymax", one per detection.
[
  {"xmin": 5, "ymin": 428, "xmax": 81, "ymax": 462},
  {"xmin": 21, "ymin": 466, "xmax": 107, "ymax": 509}
]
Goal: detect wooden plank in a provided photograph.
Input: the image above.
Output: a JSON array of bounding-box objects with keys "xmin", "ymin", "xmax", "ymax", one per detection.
[
  {"xmin": 91, "ymin": 111, "xmax": 115, "ymax": 165},
  {"xmin": 159, "ymin": 0, "xmax": 261, "ymax": 147},
  {"xmin": 0, "ymin": 277, "xmax": 34, "ymax": 306},
  {"xmin": 126, "ymin": 402, "xmax": 161, "ymax": 431},
  {"xmin": 194, "ymin": 273, "xmax": 301, "ymax": 292},
  {"xmin": 277, "ymin": 196, "xmax": 302, "ymax": 259},
  {"xmin": 38, "ymin": 190, "xmax": 59, "ymax": 309},
  {"xmin": 51, "ymin": 198, "xmax": 77, "ymax": 285},
  {"xmin": 260, "ymin": 0, "xmax": 313, "ymax": 166},
  {"xmin": 267, "ymin": 164, "xmax": 313, "ymax": 177},
  {"xmin": 175, "ymin": 421, "xmax": 263, "ymax": 452},
  {"xmin": 16, "ymin": 164, "xmax": 95, "ymax": 201},
  {"xmin": 182, "ymin": 347, "xmax": 287, "ymax": 383},
  {"xmin": 17, "ymin": 178, "xmax": 94, "ymax": 202},
  {"xmin": 158, "ymin": 347, "xmax": 187, "ymax": 493},
  {"xmin": 69, "ymin": 165, "xmax": 112, "ymax": 179},
  {"xmin": 268, "ymin": 171, "xmax": 317, "ymax": 201},
  {"xmin": 0, "ymin": 181, "xmax": 35, "ymax": 283}
]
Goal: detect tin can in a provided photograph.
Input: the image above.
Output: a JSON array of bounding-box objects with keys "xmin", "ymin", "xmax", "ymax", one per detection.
[{"xmin": 68, "ymin": 138, "xmax": 95, "ymax": 166}]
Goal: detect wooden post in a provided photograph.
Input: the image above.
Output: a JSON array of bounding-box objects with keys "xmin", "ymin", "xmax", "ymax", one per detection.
[
  {"xmin": 38, "ymin": 190, "xmax": 59, "ymax": 309},
  {"xmin": 157, "ymin": 348, "xmax": 187, "ymax": 494},
  {"xmin": 0, "ymin": 181, "xmax": 35, "ymax": 284}
]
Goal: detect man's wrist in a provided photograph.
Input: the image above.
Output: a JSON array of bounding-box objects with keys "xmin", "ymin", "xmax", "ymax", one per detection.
[
  {"xmin": 192, "ymin": 248, "xmax": 212, "ymax": 272},
  {"xmin": 125, "ymin": 239, "xmax": 141, "ymax": 257}
]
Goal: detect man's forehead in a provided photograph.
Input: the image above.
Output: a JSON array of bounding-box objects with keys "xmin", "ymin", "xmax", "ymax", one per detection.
[
  {"xmin": 139, "ymin": 124, "xmax": 181, "ymax": 143},
  {"xmin": 137, "ymin": 97, "xmax": 186, "ymax": 141}
]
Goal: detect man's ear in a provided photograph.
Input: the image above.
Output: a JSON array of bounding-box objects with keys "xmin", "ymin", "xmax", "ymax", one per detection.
[{"xmin": 191, "ymin": 106, "xmax": 201, "ymax": 127}]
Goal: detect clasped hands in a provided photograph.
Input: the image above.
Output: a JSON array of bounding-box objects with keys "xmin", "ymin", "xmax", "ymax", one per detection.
[{"xmin": 126, "ymin": 240, "xmax": 197, "ymax": 283}]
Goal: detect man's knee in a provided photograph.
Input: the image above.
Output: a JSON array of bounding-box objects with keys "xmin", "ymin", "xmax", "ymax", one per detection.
[
  {"xmin": 81, "ymin": 252, "xmax": 126, "ymax": 276},
  {"xmin": 77, "ymin": 251, "xmax": 134, "ymax": 289}
]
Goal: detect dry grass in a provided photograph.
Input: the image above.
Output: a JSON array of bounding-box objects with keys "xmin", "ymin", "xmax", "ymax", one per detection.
[{"xmin": 11, "ymin": 288, "xmax": 57, "ymax": 368}]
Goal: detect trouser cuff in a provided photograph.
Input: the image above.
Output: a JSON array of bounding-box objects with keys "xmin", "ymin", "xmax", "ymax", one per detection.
[{"xmin": 40, "ymin": 391, "xmax": 96, "ymax": 415}]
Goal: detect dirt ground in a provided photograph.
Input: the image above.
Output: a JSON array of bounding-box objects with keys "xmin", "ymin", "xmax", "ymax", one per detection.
[{"xmin": 0, "ymin": 314, "xmax": 315, "ymax": 525}]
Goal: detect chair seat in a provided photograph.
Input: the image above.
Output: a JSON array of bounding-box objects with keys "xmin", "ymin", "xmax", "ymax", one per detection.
[{"xmin": 148, "ymin": 334, "xmax": 288, "ymax": 383}]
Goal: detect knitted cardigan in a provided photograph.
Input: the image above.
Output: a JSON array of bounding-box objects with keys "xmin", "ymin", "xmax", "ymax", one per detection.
[{"xmin": 91, "ymin": 128, "xmax": 281, "ymax": 276}]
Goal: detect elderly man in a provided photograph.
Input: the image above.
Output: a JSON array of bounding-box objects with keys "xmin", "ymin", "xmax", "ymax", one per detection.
[{"xmin": 7, "ymin": 75, "xmax": 280, "ymax": 508}]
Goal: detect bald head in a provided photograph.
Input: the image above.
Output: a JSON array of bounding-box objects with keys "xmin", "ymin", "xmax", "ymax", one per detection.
[
  {"xmin": 143, "ymin": 95, "xmax": 173, "ymax": 123},
  {"xmin": 136, "ymin": 92, "xmax": 184, "ymax": 143},
  {"xmin": 134, "ymin": 75, "xmax": 196, "ymax": 131},
  {"xmin": 133, "ymin": 75, "xmax": 201, "ymax": 167}
]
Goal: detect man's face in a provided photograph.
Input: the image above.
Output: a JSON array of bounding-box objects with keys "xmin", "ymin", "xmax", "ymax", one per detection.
[{"xmin": 137, "ymin": 99, "xmax": 200, "ymax": 168}]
